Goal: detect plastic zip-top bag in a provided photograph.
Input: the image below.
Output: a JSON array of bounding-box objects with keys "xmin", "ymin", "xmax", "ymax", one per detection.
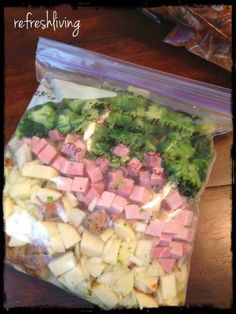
[{"xmin": 4, "ymin": 37, "xmax": 232, "ymax": 309}]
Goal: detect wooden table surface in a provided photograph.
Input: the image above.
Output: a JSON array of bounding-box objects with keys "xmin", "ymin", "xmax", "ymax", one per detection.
[{"xmin": 4, "ymin": 6, "xmax": 232, "ymax": 309}]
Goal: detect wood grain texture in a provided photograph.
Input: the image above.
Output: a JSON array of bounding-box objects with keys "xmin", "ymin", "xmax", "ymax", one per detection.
[{"xmin": 4, "ymin": 5, "xmax": 232, "ymax": 309}]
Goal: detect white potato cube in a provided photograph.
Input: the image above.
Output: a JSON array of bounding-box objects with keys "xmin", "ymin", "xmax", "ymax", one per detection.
[
  {"xmin": 100, "ymin": 228, "xmax": 114, "ymax": 242},
  {"xmin": 134, "ymin": 273, "xmax": 158, "ymax": 293},
  {"xmin": 49, "ymin": 233, "xmax": 66, "ymax": 255},
  {"xmin": 22, "ymin": 162, "xmax": 59, "ymax": 180},
  {"xmin": 59, "ymin": 264, "xmax": 85, "ymax": 289},
  {"xmin": 87, "ymin": 258, "xmax": 106, "ymax": 278},
  {"xmin": 69, "ymin": 208, "xmax": 86, "ymax": 228},
  {"xmin": 15, "ymin": 143, "xmax": 32, "ymax": 168},
  {"xmin": 48, "ymin": 251, "xmax": 77, "ymax": 277},
  {"xmin": 57, "ymin": 223, "xmax": 81, "ymax": 249},
  {"xmin": 36, "ymin": 188, "xmax": 62, "ymax": 203},
  {"xmin": 92, "ymin": 284, "xmax": 121, "ymax": 309},
  {"xmin": 3, "ymin": 197, "xmax": 15, "ymax": 219},
  {"xmin": 160, "ymin": 273, "xmax": 177, "ymax": 300},
  {"xmin": 135, "ymin": 240, "xmax": 153, "ymax": 261},
  {"xmin": 114, "ymin": 219, "xmax": 136, "ymax": 241},
  {"xmin": 80, "ymin": 229, "xmax": 104, "ymax": 257},
  {"xmin": 134, "ymin": 289, "xmax": 158, "ymax": 309},
  {"xmin": 113, "ymin": 272, "xmax": 134, "ymax": 296},
  {"xmin": 103, "ymin": 238, "xmax": 121, "ymax": 265}
]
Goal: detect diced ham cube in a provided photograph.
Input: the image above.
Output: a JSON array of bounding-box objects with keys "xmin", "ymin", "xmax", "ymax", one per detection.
[
  {"xmin": 71, "ymin": 177, "xmax": 90, "ymax": 194},
  {"xmin": 61, "ymin": 140, "xmax": 86, "ymax": 161},
  {"xmin": 125, "ymin": 204, "xmax": 153, "ymax": 220},
  {"xmin": 112, "ymin": 143, "xmax": 130, "ymax": 157},
  {"xmin": 96, "ymin": 157, "xmax": 109, "ymax": 173},
  {"xmin": 151, "ymin": 247, "xmax": 171, "ymax": 259},
  {"xmin": 159, "ymin": 233, "xmax": 173, "ymax": 246},
  {"xmin": 152, "ymin": 237, "xmax": 160, "ymax": 246},
  {"xmin": 48, "ymin": 129, "xmax": 65, "ymax": 141},
  {"xmin": 116, "ymin": 178, "xmax": 134, "ymax": 198},
  {"xmin": 84, "ymin": 158, "xmax": 97, "ymax": 169},
  {"xmin": 170, "ymin": 241, "xmax": 184, "ymax": 258},
  {"xmin": 91, "ymin": 181, "xmax": 105, "ymax": 195},
  {"xmin": 64, "ymin": 133, "xmax": 80, "ymax": 144},
  {"xmin": 162, "ymin": 189, "xmax": 187, "ymax": 212},
  {"xmin": 151, "ymin": 173, "xmax": 165, "ymax": 187},
  {"xmin": 170, "ymin": 209, "xmax": 194, "ymax": 227},
  {"xmin": 37, "ymin": 144, "xmax": 58, "ymax": 164},
  {"xmin": 96, "ymin": 191, "xmax": 116, "ymax": 210},
  {"xmin": 60, "ymin": 160, "xmax": 84, "ymax": 176},
  {"xmin": 183, "ymin": 242, "xmax": 193, "ymax": 256},
  {"xmin": 127, "ymin": 158, "xmax": 143, "ymax": 177},
  {"xmin": 110, "ymin": 195, "xmax": 128, "ymax": 214},
  {"xmin": 31, "ymin": 136, "xmax": 41, "ymax": 147},
  {"xmin": 129, "ymin": 185, "xmax": 151, "ymax": 205},
  {"xmin": 31, "ymin": 138, "xmax": 48, "ymax": 155},
  {"xmin": 83, "ymin": 188, "xmax": 101, "ymax": 207},
  {"xmin": 144, "ymin": 152, "xmax": 162, "ymax": 168},
  {"xmin": 173, "ymin": 227, "xmax": 196, "ymax": 243},
  {"xmin": 157, "ymin": 258, "xmax": 176, "ymax": 273},
  {"xmin": 52, "ymin": 176, "xmax": 73, "ymax": 192},
  {"xmin": 139, "ymin": 171, "xmax": 151, "ymax": 189},
  {"xmin": 86, "ymin": 166, "xmax": 103, "ymax": 183},
  {"xmin": 52, "ymin": 156, "xmax": 67, "ymax": 171},
  {"xmin": 162, "ymin": 220, "xmax": 181, "ymax": 235},
  {"xmin": 145, "ymin": 221, "xmax": 165, "ymax": 237},
  {"xmin": 108, "ymin": 169, "xmax": 124, "ymax": 182}
]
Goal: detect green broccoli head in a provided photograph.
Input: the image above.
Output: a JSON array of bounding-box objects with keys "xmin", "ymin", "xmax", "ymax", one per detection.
[
  {"xmin": 28, "ymin": 102, "xmax": 57, "ymax": 130},
  {"xmin": 16, "ymin": 116, "xmax": 48, "ymax": 138}
]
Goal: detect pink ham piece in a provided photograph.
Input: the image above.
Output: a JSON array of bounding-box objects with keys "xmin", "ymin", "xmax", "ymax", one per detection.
[
  {"xmin": 22, "ymin": 137, "xmax": 32, "ymax": 146},
  {"xmin": 31, "ymin": 138, "xmax": 48, "ymax": 155},
  {"xmin": 52, "ymin": 156, "xmax": 67, "ymax": 171},
  {"xmin": 157, "ymin": 258, "xmax": 176, "ymax": 273},
  {"xmin": 144, "ymin": 152, "xmax": 162, "ymax": 168},
  {"xmin": 97, "ymin": 191, "xmax": 116, "ymax": 210},
  {"xmin": 151, "ymin": 246, "xmax": 171, "ymax": 258},
  {"xmin": 183, "ymin": 242, "xmax": 193, "ymax": 256},
  {"xmin": 170, "ymin": 209, "xmax": 194, "ymax": 227},
  {"xmin": 86, "ymin": 166, "xmax": 103, "ymax": 183},
  {"xmin": 162, "ymin": 220, "xmax": 182, "ymax": 235},
  {"xmin": 96, "ymin": 157, "xmax": 109, "ymax": 173},
  {"xmin": 170, "ymin": 241, "xmax": 184, "ymax": 258},
  {"xmin": 116, "ymin": 178, "xmax": 134, "ymax": 198},
  {"xmin": 31, "ymin": 136, "xmax": 41, "ymax": 147},
  {"xmin": 139, "ymin": 171, "xmax": 151, "ymax": 189},
  {"xmin": 48, "ymin": 129, "xmax": 65, "ymax": 141},
  {"xmin": 159, "ymin": 233, "xmax": 173, "ymax": 246},
  {"xmin": 84, "ymin": 158, "xmax": 97, "ymax": 170},
  {"xmin": 162, "ymin": 188, "xmax": 187, "ymax": 212},
  {"xmin": 60, "ymin": 160, "xmax": 84, "ymax": 176},
  {"xmin": 124, "ymin": 204, "xmax": 152, "ymax": 220},
  {"xmin": 127, "ymin": 158, "xmax": 143, "ymax": 177},
  {"xmin": 61, "ymin": 139, "xmax": 86, "ymax": 161},
  {"xmin": 91, "ymin": 181, "xmax": 105, "ymax": 195},
  {"xmin": 52, "ymin": 176, "xmax": 73, "ymax": 192},
  {"xmin": 71, "ymin": 177, "xmax": 90, "ymax": 194},
  {"xmin": 151, "ymin": 168, "xmax": 165, "ymax": 186},
  {"xmin": 109, "ymin": 195, "xmax": 128, "ymax": 214},
  {"xmin": 173, "ymin": 227, "xmax": 196, "ymax": 243},
  {"xmin": 64, "ymin": 133, "xmax": 81, "ymax": 144},
  {"xmin": 129, "ymin": 185, "xmax": 151, "ymax": 205},
  {"xmin": 112, "ymin": 144, "xmax": 130, "ymax": 157},
  {"xmin": 108, "ymin": 169, "xmax": 124, "ymax": 182},
  {"xmin": 83, "ymin": 188, "xmax": 101, "ymax": 207},
  {"xmin": 37, "ymin": 144, "xmax": 58, "ymax": 164},
  {"xmin": 145, "ymin": 221, "xmax": 165, "ymax": 237}
]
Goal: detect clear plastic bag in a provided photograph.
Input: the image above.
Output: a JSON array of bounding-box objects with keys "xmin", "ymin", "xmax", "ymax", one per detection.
[
  {"xmin": 4, "ymin": 37, "xmax": 232, "ymax": 309},
  {"xmin": 144, "ymin": 5, "xmax": 232, "ymax": 71}
]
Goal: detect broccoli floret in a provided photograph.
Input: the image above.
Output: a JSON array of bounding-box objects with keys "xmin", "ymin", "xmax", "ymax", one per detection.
[
  {"xmin": 16, "ymin": 117, "xmax": 48, "ymax": 138},
  {"xmin": 27, "ymin": 102, "xmax": 57, "ymax": 130}
]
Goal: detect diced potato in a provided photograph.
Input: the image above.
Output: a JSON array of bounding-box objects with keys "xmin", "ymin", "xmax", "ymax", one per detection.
[
  {"xmin": 57, "ymin": 223, "xmax": 81, "ymax": 249},
  {"xmin": 135, "ymin": 240, "xmax": 153, "ymax": 261},
  {"xmin": 8, "ymin": 235, "xmax": 30, "ymax": 247},
  {"xmin": 103, "ymin": 238, "xmax": 121, "ymax": 265},
  {"xmin": 134, "ymin": 273, "xmax": 158, "ymax": 293},
  {"xmin": 74, "ymin": 243, "xmax": 80, "ymax": 261},
  {"xmin": 163, "ymin": 296, "xmax": 179, "ymax": 306},
  {"xmin": 113, "ymin": 272, "xmax": 134, "ymax": 296},
  {"xmin": 59, "ymin": 264, "xmax": 85, "ymax": 289},
  {"xmin": 69, "ymin": 208, "xmax": 86, "ymax": 228},
  {"xmin": 114, "ymin": 219, "xmax": 136, "ymax": 241},
  {"xmin": 86, "ymin": 258, "xmax": 106, "ymax": 278},
  {"xmin": 118, "ymin": 240, "xmax": 137, "ymax": 267},
  {"xmin": 3, "ymin": 197, "xmax": 15, "ymax": 219},
  {"xmin": 79, "ymin": 255, "xmax": 90, "ymax": 279},
  {"xmin": 174, "ymin": 264, "xmax": 189, "ymax": 292},
  {"xmin": 134, "ymin": 222, "xmax": 147, "ymax": 233},
  {"xmin": 9, "ymin": 181, "xmax": 33, "ymax": 199},
  {"xmin": 65, "ymin": 192, "xmax": 79, "ymax": 207},
  {"xmin": 15, "ymin": 143, "xmax": 32, "ymax": 168},
  {"xmin": 36, "ymin": 188, "xmax": 62, "ymax": 203},
  {"xmin": 7, "ymin": 168, "xmax": 23, "ymax": 184},
  {"xmin": 39, "ymin": 221, "xmax": 59, "ymax": 237},
  {"xmin": 118, "ymin": 291, "xmax": 139, "ymax": 308},
  {"xmin": 48, "ymin": 251, "xmax": 77, "ymax": 277},
  {"xmin": 129, "ymin": 255, "xmax": 145, "ymax": 267},
  {"xmin": 145, "ymin": 260, "xmax": 164, "ymax": 277},
  {"xmin": 97, "ymin": 272, "xmax": 114, "ymax": 285},
  {"xmin": 5, "ymin": 210, "xmax": 34, "ymax": 238},
  {"xmin": 160, "ymin": 273, "xmax": 177, "ymax": 300},
  {"xmin": 134, "ymin": 289, "xmax": 158, "ymax": 309},
  {"xmin": 49, "ymin": 233, "xmax": 66, "ymax": 255},
  {"xmin": 22, "ymin": 162, "xmax": 59, "ymax": 180},
  {"xmin": 62, "ymin": 196, "xmax": 73, "ymax": 214},
  {"xmin": 100, "ymin": 228, "xmax": 114, "ymax": 242},
  {"xmin": 91, "ymin": 283, "xmax": 121, "ymax": 309},
  {"xmin": 80, "ymin": 229, "xmax": 104, "ymax": 257}
]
